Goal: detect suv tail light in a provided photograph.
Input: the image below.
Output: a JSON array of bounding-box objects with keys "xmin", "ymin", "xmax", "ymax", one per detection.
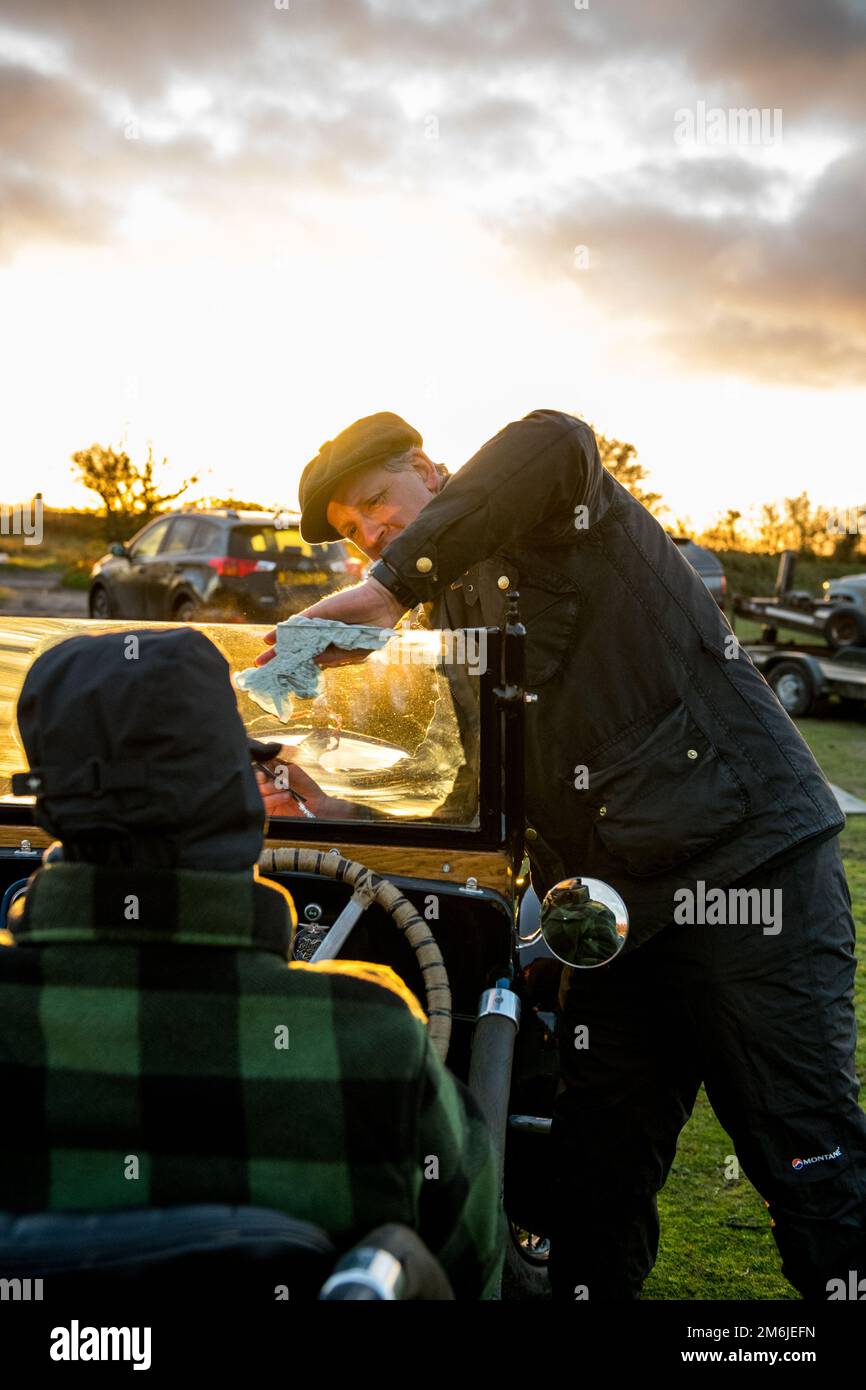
[
  {"xmin": 719, "ymin": 574, "xmax": 728, "ymax": 598},
  {"xmin": 208, "ymin": 557, "xmax": 275, "ymax": 577}
]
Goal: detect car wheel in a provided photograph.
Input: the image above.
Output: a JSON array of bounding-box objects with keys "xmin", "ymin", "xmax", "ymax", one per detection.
[
  {"xmin": 824, "ymin": 605, "xmax": 866, "ymax": 651},
  {"xmin": 89, "ymin": 585, "xmax": 113, "ymax": 619},
  {"xmin": 502, "ymin": 1221, "xmax": 551, "ymax": 1300},
  {"xmin": 172, "ymin": 596, "xmax": 197, "ymax": 623},
  {"xmin": 767, "ymin": 661, "xmax": 815, "ymax": 717}
]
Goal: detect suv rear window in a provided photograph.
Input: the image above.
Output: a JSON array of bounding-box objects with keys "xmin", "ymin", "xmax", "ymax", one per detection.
[{"xmin": 229, "ymin": 525, "xmax": 310, "ymax": 558}]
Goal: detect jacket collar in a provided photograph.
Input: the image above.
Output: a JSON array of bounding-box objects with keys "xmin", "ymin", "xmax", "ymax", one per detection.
[{"xmin": 8, "ymin": 861, "xmax": 294, "ymax": 958}]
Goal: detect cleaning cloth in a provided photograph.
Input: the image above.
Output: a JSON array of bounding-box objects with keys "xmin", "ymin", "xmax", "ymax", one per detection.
[{"xmin": 236, "ymin": 616, "xmax": 396, "ymax": 719}]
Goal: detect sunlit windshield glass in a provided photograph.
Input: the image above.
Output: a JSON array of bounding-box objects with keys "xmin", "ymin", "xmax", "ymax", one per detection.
[{"xmin": 0, "ymin": 619, "xmax": 481, "ymax": 827}]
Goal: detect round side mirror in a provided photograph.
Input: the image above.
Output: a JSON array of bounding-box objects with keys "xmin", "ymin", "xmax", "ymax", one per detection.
[
  {"xmin": 540, "ymin": 877, "xmax": 628, "ymax": 968},
  {"xmin": 109, "ymin": 542, "xmax": 128, "ymax": 558}
]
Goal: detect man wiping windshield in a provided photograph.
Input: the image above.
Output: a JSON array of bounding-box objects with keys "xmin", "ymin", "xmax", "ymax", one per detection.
[{"xmin": 255, "ymin": 407, "xmax": 866, "ymax": 1302}]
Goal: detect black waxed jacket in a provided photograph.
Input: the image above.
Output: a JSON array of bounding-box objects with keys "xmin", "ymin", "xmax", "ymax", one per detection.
[{"xmin": 374, "ymin": 409, "xmax": 844, "ymax": 953}]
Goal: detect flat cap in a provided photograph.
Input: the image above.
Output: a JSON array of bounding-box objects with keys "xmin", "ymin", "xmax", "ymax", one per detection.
[{"xmin": 298, "ymin": 411, "xmax": 422, "ymax": 543}]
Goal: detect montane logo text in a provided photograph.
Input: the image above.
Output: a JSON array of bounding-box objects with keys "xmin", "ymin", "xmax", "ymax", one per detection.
[{"xmin": 791, "ymin": 1146, "xmax": 843, "ymax": 1170}]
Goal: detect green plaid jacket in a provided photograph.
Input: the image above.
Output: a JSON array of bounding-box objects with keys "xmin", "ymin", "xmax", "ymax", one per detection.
[{"xmin": 0, "ymin": 861, "xmax": 502, "ymax": 1299}]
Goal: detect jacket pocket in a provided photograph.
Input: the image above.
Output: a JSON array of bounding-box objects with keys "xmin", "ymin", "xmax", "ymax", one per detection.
[
  {"xmin": 581, "ymin": 700, "xmax": 750, "ymax": 877},
  {"xmin": 501, "ymin": 553, "xmax": 581, "ymax": 686}
]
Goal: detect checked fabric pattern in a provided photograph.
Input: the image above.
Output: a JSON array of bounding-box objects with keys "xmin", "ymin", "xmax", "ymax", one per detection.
[{"xmin": 0, "ymin": 861, "xmax": 502, "ymax": 1299}]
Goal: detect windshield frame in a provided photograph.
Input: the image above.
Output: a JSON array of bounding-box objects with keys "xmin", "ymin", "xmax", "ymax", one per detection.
[{"xmin": 0, "ymin": 625, "xmax": 525, "ymax": 858}]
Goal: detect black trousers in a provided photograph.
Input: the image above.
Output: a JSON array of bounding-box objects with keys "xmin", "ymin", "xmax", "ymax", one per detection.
[{"xmin": 548, "ymin": 835, "xmax": 866, "ymax": 1300}]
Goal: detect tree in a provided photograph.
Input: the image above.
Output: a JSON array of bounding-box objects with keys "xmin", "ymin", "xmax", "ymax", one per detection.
[
  {"xmin": 783, "ymin": 492, "xmax": 815, "ymax": 553},
  {"xmin": 832, "ymin": 526, "xmax": 866, "ymax": 562},
  {"xmin": 699, "ymin": 508, "xmax": 742, "ymax": 550},
  {"xmin": 71, "ymin": 443, "xmax": 196, "ymax": 540},
  {"xmin": 756, "ymin": 502, "xmax": 784, "ymax": 554},
  {"xmin": 781, "ymin": 492, "xmax": 833, "ymax": 555},
  {"xmin": 723, "ymin": 509, "xmax": 742, "ymax": 548},
  {"xmin": 594, "ymin": 430, "xmax": 664, "ymax": 516}
]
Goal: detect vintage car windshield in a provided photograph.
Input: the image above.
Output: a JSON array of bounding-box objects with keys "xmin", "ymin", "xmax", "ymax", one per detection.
[{"xmin": 0, "ymin": 618, "xmax": 481, "ymax": 827}]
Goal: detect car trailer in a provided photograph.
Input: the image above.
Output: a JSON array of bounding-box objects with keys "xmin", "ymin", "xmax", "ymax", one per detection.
[
  {"xmin": 730, "ymin": 550, "xmax": 866, "ymax": 717},
  {"xmin": 740, "ymin": 641, "xmax": 866, "ymax": 719},
  {"xmin": 733, "ymin": 549, "xmax": 866, "ymax": 652}
]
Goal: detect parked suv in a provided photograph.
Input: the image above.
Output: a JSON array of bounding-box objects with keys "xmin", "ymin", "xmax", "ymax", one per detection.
[
  {"xmin": 669, "ymin": 536, "xmax": 727, "ymax": 609},
  {"xmin": 89, "ymin": 510, "xmax": 358, "ymax": 622}
]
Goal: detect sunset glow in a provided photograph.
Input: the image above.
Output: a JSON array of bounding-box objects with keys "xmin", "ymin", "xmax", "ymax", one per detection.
[{"xmin": 1, "ymin": 2, "xmax": 864, "ymax": 527}]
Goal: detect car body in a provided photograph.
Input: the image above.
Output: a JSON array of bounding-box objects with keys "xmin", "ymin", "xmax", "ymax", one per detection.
[
  {"xmin": 669, "ymin": 536, "xmax": 727, "ymax": 608},
  {"xmin": 0, "ymin": 608, "xmax": 598, "ymax": 1299},
  {"xmin": 822, "ymin": 573, "xmax": 866, "ymax": 616},
  {"xmin": 88, "ymin": 509, "xmax": 360, "ymax": 622}
]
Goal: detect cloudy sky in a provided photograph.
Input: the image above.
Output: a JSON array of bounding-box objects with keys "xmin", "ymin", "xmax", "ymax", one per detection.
[{"xmin": 1, "ymin": 0, "xmax": 864, "ymax": 526}]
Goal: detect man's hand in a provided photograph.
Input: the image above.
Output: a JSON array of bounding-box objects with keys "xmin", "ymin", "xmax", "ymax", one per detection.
[
  {"xmin": 254, "ymin": 576, "xmax": 408, "ymax": 669},
  {"xmin": 255, "ymin": 753, "xmax": 352, "ymax": 819},
  {"xmin": 252, "ymin": 756, "xmax": 337, "ymax": 817}
]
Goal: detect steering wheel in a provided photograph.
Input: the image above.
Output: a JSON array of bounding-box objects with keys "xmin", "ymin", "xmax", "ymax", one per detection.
[
  {"xmin": 259, "ymin": 846, "xmax": 452, "ymax": 1061},
  {"xmin": 1, "ymin": 878, "xmax": 30, "ymax": 933}
]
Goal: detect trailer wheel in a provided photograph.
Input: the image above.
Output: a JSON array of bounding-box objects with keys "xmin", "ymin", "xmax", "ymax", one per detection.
[
  {"xmin": 768, "ymin": 660, "xmax": 815, "ymax": 717},
  {"xmin": 824, "ymin": 605, "xmax": 866, "ymax": 651}
]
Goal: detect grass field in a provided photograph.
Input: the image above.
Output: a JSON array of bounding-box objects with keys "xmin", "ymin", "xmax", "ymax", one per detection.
[{"xmin": 643, "ymin": 713, "xmax": 866, "ymax": 1300}]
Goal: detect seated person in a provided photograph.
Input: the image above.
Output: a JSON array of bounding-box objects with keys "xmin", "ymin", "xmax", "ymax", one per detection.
[{"xmin": 0, "ymin": 627, "xmax": 502, "ymax": 1299}]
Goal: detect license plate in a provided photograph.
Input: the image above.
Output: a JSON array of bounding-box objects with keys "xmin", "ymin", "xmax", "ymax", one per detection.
[{"xmin": 277, "ymin": 571, "xmax": 330, "ymax": 585}]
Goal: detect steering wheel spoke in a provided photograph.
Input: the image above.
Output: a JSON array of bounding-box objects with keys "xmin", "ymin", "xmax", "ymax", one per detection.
[{"xmin": 311, "ymin": 893, "xmax": 368, "ymax": 962}]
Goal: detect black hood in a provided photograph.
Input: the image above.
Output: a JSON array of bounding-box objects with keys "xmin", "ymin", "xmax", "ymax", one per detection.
[{"xmin": 16, "ymin": 627, "xmax": 265, "ymax": 871}]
